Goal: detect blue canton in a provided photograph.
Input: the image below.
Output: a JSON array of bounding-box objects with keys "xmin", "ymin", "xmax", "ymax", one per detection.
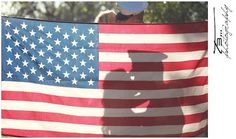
[{"xmin": 2, "ymin": 17, "xmax": 99, "ymax": 88}]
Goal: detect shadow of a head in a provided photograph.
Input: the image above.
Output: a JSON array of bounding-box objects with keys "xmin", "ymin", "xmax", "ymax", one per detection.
[{"xmin": 127, "ymin": 50, "xmax": 168, "ymax": 72}]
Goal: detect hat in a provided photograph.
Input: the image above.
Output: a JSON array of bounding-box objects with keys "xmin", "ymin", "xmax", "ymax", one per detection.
[{"xmin": 117, "ymin": 2, "xmax": 148, "ymax": 15}]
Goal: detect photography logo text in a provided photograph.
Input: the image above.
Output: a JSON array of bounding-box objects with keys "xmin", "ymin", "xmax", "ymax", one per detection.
[{"xmin": 213, "ymin": 4, "xmax": 233, "ymax": 59}]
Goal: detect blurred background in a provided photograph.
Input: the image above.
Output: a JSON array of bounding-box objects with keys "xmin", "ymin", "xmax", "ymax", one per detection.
[{"xmin": 1, "ymin": 1, "xmax": 208, "ymax": 23}]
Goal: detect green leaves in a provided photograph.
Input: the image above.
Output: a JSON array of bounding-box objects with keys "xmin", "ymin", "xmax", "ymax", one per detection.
[
  {"xmin": 144, "ymin": 2, "xmax": 208, "ymax": 23},
  {"xmin": 2, "ymin": 2, "xmax": 207, "ymax": 23}
]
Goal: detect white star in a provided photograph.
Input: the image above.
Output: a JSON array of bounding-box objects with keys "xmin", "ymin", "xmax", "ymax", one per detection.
[
  {"xmin": 30, "ymin": 67, "xmax": 37, "ymax": 74},
  {"xmin": 6, "ymin": 45, "xmax": 12, "ymax": 52},
  {"xmin": 5, "ymin": 32, "xmax": 12, "ymax": 39},
  {"xmin": 22, "ymin": 60, "xmax": 29, "ymax": 67},
  {"xmin": 6, "ymin": 71, "xmax": 13, "ymax": 78},
  {"xmin": 88, "ymin": 28, "xmax": 95, "ymax": 34},
  {"xmin": 80, "ymin": 60, "xmax": 86, "ymax": 66},
  {"xmin": 54, "ymin": 25, "xmax": 61, "ymax": 32},
  {"xmin": 71, "ymin": 40, "xmax": 78, "ymax": 47},
  {"xmin": 80, "ymin": 34, "xmax": 86, "ymax": 40},
  {"xmin": 31, "ymin": 55, "xmax": 37, "ymax": 61},
  {"xmin": 14, "ymin": 65, "xmax": 21, "ymax": 72},
  {"xmin": 13, "ymin": 27, "xmax": 19, "ymax": 34},
  {"xmin": 14, "ymin": 53, "xmax": 20, "ymax": 59},
  {"xmin": 38, "ymin": 74, "xmax": 45, "ymax": 82},
  {"xmin": 5, "ymin": 20, "xmax": 11, "ymax": 27},
  {"xmin": 88, "ymin": 41, "xmax": 95, "ymax": 47},
  {"xmin": 88, "ymin": 79, "xmax": 94, "ymax": 86},
  {"xmin": 54, "ymin": 38, "xmax": 61, "ymax": 46},
  {"xmin": 30, "ymin": 30, "xmax": 36, "ymax": 36},
  {"xmin": 80, "ymin": 47, "xmax": 86, "ymax": 54},
  {"xmin": 88, "ymin": 66, "xmax": 95, "ymax": 73},
  {"xmin": 55, "ymin": 51, "xmax": 61, "ymax": 58},
  {"xmin": 55, "ymin": 77, "xmax": 61, "ymax": 83},
  {"xmin": 38, "ymin": 50, "xmax": 45, "ymax": 57},
  {"xmin": 71, "ymin": 26, "xmax": 78, "ymax": 33},
  {"xmin": 38, "ymin": 62, "xmax": 45, "ymax": 69},
  {"xmin": 23, "ymin": 72, "xmax": 29, "ymax": 79},
  {"xmin": 80, "ymin": 72, "xmax": 87, "ymax": 79},
  {"xmin": 55, "ymin": 64, "xmax": 62, "ymax": 71},
  {"xmin": 46, "ymin": 44, "xmax": 53, "ymax": 51},
  {"xmin": 38, "ymin": 24, "xmax": 45, "ymax": 31},
  {"xmin": 14, "ymin": 40, "xmax": 20, "ymax": 47},
  {"xmin": 47, "ymin": 57, "xmax": 53, "ymax": 64},
  {"xmin": 71, "ymin": 53, "xmax": 78, "ymax": 59},
  {"xmin": 63, "ymin": 46, "xmax": 69, "ymax": 53},
  {"xmin": 21, "ymin": 35, "xmax": 28, "ymax": 42},
  {"xmin": 63, "ymin": 58, "xmax": 70, "ymax": 65},
  {"xmin": 88, "ymin": 53, "xmax": 95, "ymax": 61},
  {"xmin": 21, "ymin": 22, "xmax": 28, "ymax": 29},
  {"xmin": 72, "ymin": 65, "xmax": 79, "ymax": 72},
  {"xmin": 38, "ymin": 37, "xmax": 44, "ymax": 44},
  {"xmin": 63, "ymin": 32, "xmax": 69, "ymax": 39},
  {"xmin": 30, "ymin": 42, "xmax": 37, "ymax": 49},
  {"xmin": 63, "ymin": 71, "xmax": 70, "ymax": 78},
  {"xmin": 22, "ymin": 47, "xmax": 28, "ymax": 54},
  {"xmin": 72, "ymin": 78, "xmax": 78, "ymax": 85},
  {"xmin": 46, "ymin": 31, "xmax": 53, "ymax": 38},
  {"xmin": 6, "ymin": 58, "xmax": 13, "ymax": 65},
  {"xmin": 47, "ymin": 70, "xmax": 53, "ymax": 76}
]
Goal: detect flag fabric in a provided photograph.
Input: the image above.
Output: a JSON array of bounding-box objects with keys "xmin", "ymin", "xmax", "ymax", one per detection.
[{"xmin": 1, "ymin": 16, "xmax": 208, "ymax": 137}]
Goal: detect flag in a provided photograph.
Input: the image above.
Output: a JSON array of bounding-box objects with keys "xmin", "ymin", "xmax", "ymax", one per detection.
[{"xmin": 1, "ymin": 16, "xmax": 208, "ymax": 137}]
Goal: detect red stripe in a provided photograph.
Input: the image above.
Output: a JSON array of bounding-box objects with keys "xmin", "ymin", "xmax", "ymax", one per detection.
[
  {"xmin": 2, "ymin": 126, "xmax": 207, "ymax": 137},
  {"xmin": 99, "ymin": 58, "xmax": 208, "ymax": 71},
  {"xmin": 99, "ymin": 76, "xmax": 208, "ymax": 90},
  {"xmin": 2, "ymin": 110, "xmax": 207, "ymax": 126},
  {"xmin": 99, "ymin": 41, "xmax": 207, "ymax": 53},
  {"xmin": 99, "ymin": 22, "xmax": 208, "ymax": 34},
  {"xmin": 2, "ymin": 91, "xmax": 207, "ymax": 108}
]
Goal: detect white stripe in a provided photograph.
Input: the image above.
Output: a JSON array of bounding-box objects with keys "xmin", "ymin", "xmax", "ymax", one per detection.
[
  {"xmin": 2, "ymin": 81, "xmax": 207, "ymax": 99},
  {"xmin": 2, "ymin": 119, "xmax": 207, "ymax": 135},
  {"xmin": 2, "ymin": 100, "xmax": 208, "ymax": 117},
  {"xmin": 99, "ymin": 33, "xmax": 208, "ymax": 44},
  {"xmin": 99, "ymin": 67, "xmax": 207, "ymax": 81},
  {"xmin": 99, "ymin": 50, "xmax": 208, "ymax": 62}
]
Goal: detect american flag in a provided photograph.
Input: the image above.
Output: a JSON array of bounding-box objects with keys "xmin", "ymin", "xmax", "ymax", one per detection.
[{"xmin": 1, "ymin": 16, "xmax": 208, "ymax": 137}]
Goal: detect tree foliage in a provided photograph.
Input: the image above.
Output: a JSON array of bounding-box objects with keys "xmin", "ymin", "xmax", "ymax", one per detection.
[
  {"xmin": 144, "ymin": 2, "xmax": 208, "ymax": 23},
  {"xmin": 1, "ymin": 2, "xmax": 207, "ymax": 23}
]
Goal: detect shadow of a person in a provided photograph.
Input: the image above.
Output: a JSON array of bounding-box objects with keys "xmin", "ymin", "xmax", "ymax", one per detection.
[{"xmin": 102, "ymin": 50, "xmax": 185, "ymax": 137}]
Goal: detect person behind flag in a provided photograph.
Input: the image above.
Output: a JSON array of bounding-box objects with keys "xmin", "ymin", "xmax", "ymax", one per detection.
[{"xmin": 95, "ymin": 2, "xmax": 148, "ymax": 23}]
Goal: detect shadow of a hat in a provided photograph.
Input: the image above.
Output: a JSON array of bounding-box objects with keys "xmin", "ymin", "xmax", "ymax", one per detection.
[{"xmin": 128, "ymin": 50, "xmax": 168, "ymax": 60}]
